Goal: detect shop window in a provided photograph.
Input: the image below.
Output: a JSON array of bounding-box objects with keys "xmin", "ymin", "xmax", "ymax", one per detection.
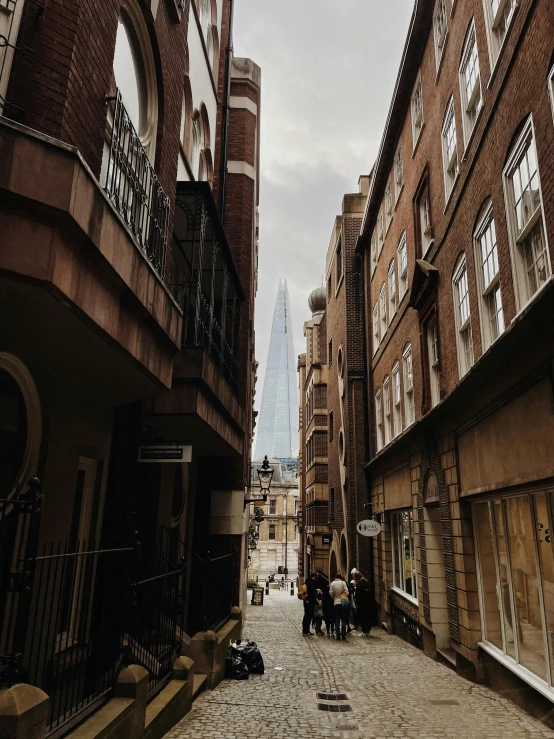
[
  {"xmin": 503, "ymin": 117, "xmax": 549, "ymax": 310},
  {"xmin": 391, "ymin": 510, "xmax": 418, "ymax": 600},
  {"xmin": 475, "ymin": 492, "xmax": 554, "ymax": 688}
]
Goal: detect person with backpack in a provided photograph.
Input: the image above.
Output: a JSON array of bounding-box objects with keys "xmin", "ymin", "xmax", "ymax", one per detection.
[
  {"xmin": 329, "ymin": 573, "xmax": 350, "ymax": 640},
  {"xmin": 298, "ymin": 572, "xmax": 318, "ymax": 635}
]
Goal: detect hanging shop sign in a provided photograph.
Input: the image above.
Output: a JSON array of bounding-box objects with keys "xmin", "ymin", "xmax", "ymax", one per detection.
[
  {"xmin": 138, "ymin": 444, "xmax": 192, "ymax": 463},
  {"xmin": 321, "ymin": 533, "xmax": 332, "ymax": 546},
  {"xmin": 356, "ymin": 519, "xmax": 382, "ymax": 537}
]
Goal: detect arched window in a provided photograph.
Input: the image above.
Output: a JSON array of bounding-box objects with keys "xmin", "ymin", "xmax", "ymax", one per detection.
[
  {"xmin": 190, "ymin": 110, "xmax": 203, "ymax": 176},
  {"xmin": 199, "ymin": 0, "xmax": 211, "ymax": 37},
  {"xmin": 112, "ymin": 2, "xmax": 158, "ymax": 159},
  {"xmin": 452, "ymin": 253, "xmax": 474, "ymax": 378},
  {"xmin": 502, "ymin": 116, "xmax": 549, "ymax": 309}
]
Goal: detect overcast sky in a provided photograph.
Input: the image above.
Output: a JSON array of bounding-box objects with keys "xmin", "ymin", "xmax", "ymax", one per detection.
[{"xmin": 233, "ymin": 0, "xmax": 414, "ymax": 420}]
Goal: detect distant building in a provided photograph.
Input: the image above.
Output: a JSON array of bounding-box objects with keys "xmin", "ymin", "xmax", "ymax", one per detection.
[
  {"xmin": 255, "ymin": 279, "xmax": 299, "ymax": 459},
  {"xmin": 249, "ymin": 458, "xmax": 299, "ymax": 579}
]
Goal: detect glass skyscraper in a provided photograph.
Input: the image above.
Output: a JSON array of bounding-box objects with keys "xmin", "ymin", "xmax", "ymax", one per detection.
[{"xmin": 255, "ymin": 278, "xmax": 298, "ymax": 460}]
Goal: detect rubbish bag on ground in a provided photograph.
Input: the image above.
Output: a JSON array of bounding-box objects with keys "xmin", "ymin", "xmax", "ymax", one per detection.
[
  {"xmin": 225, "ymin": 646, "xmax": 249, "ymax": 680},
  {"xmin": 233, "ymin": 639, "xmax": 265, "ymax": 674}
]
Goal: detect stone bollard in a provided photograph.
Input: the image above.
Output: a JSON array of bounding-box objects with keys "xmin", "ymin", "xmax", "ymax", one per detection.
[
  {"xmin": 0, "ymin": 683, "xmax": 49, "ymax": 739},
  {"xmin": 290, "ymin": 580, "xmax": 294, "ymax": 596}
]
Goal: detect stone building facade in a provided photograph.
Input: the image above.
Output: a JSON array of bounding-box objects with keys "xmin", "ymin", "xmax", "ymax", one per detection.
[
  {"xmin": 356, "ymin": 0, "xmax": 554, "ymax": 724},
  {"xmin": 248, "ymin": 459, "xmax": 299, "ymax": 579},
  {"xmin": 0, "ymin": 0, "xmax": 260, "ymax": 733}
]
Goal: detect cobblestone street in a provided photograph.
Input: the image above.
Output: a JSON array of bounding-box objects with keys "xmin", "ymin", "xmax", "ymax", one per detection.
[{"xmin": 166, "ymin": 590, "xmax": 554, "ymax": 739}]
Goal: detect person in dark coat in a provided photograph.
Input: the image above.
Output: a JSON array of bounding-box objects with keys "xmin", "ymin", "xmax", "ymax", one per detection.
[
  {"xmin": 322, "ymin": 585, "xmax": 335, "ymax": 637},
  {"xmin": 302, "ymin": 572, "xmax": 318, "ymax": 635},
  {"xmin": 353, "ymin": 571, "xmax": 372, "ymax": 635}
]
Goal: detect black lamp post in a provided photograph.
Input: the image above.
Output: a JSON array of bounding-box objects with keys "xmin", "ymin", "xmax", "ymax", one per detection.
[{"xmin": 244, "ymin": 455, "xmax": 274, "ymax": 509}]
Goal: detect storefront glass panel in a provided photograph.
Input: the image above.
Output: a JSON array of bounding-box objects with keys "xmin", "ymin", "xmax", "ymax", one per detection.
[
  {"xmin": 474, "ymin": 502, "xmax": 502, "ymax": 649},
  {"xmin": 493, "ymin": 500, "xmax": 516, "ymax": 659},
  {"xmin": 391, "ymin": 510, "xmax": 417, "ymax": 600}
]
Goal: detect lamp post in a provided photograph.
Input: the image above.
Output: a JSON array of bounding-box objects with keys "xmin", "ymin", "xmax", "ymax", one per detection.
[{"xmin": 244, "ymin": 455, "xmax": 274, "ymax": 509}]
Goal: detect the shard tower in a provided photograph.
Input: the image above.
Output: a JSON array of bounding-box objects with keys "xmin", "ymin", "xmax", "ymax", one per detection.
[{"xmin": 255, "ymin": 278, "xmax": 298, "ymax": 460}]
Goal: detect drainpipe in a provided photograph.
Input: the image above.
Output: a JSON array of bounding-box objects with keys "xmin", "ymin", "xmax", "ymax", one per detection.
[{"xmin": 218, "ymin": 0, "xmax": 234, "ymax": 218}]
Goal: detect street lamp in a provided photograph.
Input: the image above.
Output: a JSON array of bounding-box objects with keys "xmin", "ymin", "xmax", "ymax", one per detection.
[
  {"xmin": 244, "ymin": 455, "xmax": 274, "ymax": 509},
  {"xmin": 284, "ymin": 491, "xmax": 288, "ymax": 577}
]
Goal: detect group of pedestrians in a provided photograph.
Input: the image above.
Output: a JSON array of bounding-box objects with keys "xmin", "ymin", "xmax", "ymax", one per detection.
[{"xmin": 301, "ymin": 570, "xmax": 372, "ymax": 640}]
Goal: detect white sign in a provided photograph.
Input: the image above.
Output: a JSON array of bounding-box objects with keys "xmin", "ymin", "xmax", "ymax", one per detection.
[
  {"xmin": 138, "ymin": 445, "xmax": 192, "ymax": 463},
  {"xmin": 356, "ymin": 519, "xmax": 382, "ymax": 537}
]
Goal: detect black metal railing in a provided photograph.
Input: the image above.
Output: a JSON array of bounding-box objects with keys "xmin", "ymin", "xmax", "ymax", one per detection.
[
  {"xmin": 26, "ymin": 540, "xmax": 133, "ymax": 737},
  {"xmin": 0, "ymin": 0, "xmax": 35, "ymax": 121},
  {"xmin": 197, "ymin": 549, "xmax": 237, "ymax": 633},
  {"xmin": 126, "ymin": 528, "xmax": 186, "ymax": 700},
  {"xmin": 104, "ymin": 90, "xmax": 170, "ymax": 279},
  {"xmin": 172, "ymin": 182, "xmax": 244, "ymax": 395},
  {"xmin": 389, "ymin": 595, "xmax": 423, "ymax": 646}
]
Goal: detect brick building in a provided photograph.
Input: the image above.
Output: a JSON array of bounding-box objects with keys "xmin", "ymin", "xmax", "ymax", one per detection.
[
  {"xmin": 297, "ymin": 178, "xmax": 370, "ymax": 582},
  {"xmin": 356, "ymin": 0, "xmax": 554, "ymax": 723},
  {"xmin": 0, "ymin": 0, "xmax": 260, "ymax": 734}
]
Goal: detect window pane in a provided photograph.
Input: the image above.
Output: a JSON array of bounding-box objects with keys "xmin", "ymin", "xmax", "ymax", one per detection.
[
  {"xmin": 493, "ymin": 501, "xmax": 516, "ymax": 659},
  {"xmin": 475, "ymin": 502, "xmax": 503, "ymax": 649},
  {"xmin": 505, "ymin": 496, "xmax": 547, "ymax": 680},
  {"xmin": 113, "ymin": 14, "xmax": 144, "ymax": 134},
  {"xmin": 533, "ymin": 493, "xmax": 554, "ymax": 685}
]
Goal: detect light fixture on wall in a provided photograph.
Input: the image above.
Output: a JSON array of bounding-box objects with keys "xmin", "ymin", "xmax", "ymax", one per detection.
[{"xmin": 244, "ymin": 455, "xmax": 274, "ymax": 510}]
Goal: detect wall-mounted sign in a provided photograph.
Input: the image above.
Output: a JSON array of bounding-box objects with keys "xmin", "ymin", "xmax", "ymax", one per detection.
[
  {"xmin": 138, "ymin": 445, "xmax": 192, "ymax": 463},
  {"xmin": 322, "ymin": 533, "xmax": 332, "ymax": 546},
  {"xmin": 356, "ymin": 519, "xmax": 382, "ymax": 537}
]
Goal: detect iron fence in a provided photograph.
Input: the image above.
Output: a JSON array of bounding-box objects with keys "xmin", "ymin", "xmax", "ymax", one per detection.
[
  {"xmin": 389, "ymin": 595, "xmax": 423, "ymax": 645},
  {"xmin": 104, "ymin": 90, "xmax": 170, "ymax": 279},
  {"xmin": 126, "ymin": 527, "xmax": 186, "ymax": 700}
]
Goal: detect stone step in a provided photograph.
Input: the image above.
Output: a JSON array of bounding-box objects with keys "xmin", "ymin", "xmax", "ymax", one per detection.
[
  {"xmin": 192, "ymin": 673, "xmax": 207, "ymax": 700},
  {"xmin": 437, "ymin": 647, "xmax": 457, "ymax": 671}
]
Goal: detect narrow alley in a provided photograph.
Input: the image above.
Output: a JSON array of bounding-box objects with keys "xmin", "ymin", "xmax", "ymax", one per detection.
[{"xmin": 166, "ymin": 590, "xmax": 554, "ymax": 739}]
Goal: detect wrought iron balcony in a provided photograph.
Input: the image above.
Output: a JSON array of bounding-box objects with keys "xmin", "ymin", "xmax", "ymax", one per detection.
[
  {"xmin": 104, "ymin": 90, "xmax": 170, "ymax": 279},
  {"xmin": 172, "ymin": 182, "xmax": 244, "ymax": 395}
]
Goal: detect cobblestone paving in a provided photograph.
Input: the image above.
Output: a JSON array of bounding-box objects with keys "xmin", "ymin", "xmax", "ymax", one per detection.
[{"xmin": 165, "ymin": 590, "xmax": 554, "ymax": 739}]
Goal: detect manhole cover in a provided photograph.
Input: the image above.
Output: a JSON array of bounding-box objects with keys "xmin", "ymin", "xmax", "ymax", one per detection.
[
  {"xmin": 317, "ymin": 693, "xmax": 348, "ymax": 701},
  {"xmin": 429, "ymin": 700, "xmax": 459, "ymax": 706},
  {"xmin": 318, "ymin": 703, "xmax": 352, "ymax": 712}
]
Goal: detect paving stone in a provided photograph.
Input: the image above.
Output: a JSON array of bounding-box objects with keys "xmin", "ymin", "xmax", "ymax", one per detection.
[{"xmin": 164, "ymin": 590, "xmax": 554, "ymax": 739}]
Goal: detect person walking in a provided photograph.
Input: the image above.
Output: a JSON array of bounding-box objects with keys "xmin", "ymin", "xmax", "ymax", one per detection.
[
  {"xmin": 322, "ymin": 585, "xmax": 335, "ymax": 638},
  {"xmin": 301, "ymin": 572, "xmax": 318, "ymax": 635},
  {"xmin": 313, "ymin": 589, "xmax": 324, "ymax": 635},
  {"xmin": 353, "ymin": 571, "xmax": 372, "ymax": 636},
  {"xmin": 329, "ymin": 573, "xmax": 349, "ymax": 640}
]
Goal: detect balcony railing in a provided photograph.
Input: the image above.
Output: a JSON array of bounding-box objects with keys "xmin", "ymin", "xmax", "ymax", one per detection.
[
  {"xmin": 172, "ymin": 182, "xmax": 244, "ymax": 395},
  {"xmin": 104, "ymin": 90, "xmax": 169, "ymax": 279}
]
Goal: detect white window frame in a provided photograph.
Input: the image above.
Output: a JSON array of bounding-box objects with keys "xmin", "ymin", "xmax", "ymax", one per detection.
[
  {"xmin": 372, "ymin": 304, "xmax": 379, "ymax": 355},
  {"xmin": 427, "ymin": 317, "xmax": 440, "ymax": 408},
  {"xmin": 385, "ymin": 179, "xmax": 393, "ymax": 232},
  {"xmin": 398, "ymin": 232, "xmax": 408, "ymax": 301},
  {"xmin": 391, "ymin": 510, "xmax": 418, "ymax": 601},
  {"xmin": 377, "ymin": 207, "xmax": 384, "ymax": 255},
  {"xmin": 388, "ymin": 260, "xmax": 397, "ymax": 322},
  {"xmin": 502, "ymin": 116, "xmax": 550, "ymax": 312},
  {"xmin": 0, "ymin": 0, "xmax": 26, "ymax": 115},
  {"xmin": 371, "ymin": 231, "xmax": 377, "ymax": 276},
  {"xmin": 394, "ymin": 142, "xmax": 404, "ymax": 203},
  {"xmin": 419, "ymin": 186, "xmax": 432, "ymax": 256},
  {"xmin": 474, "ymin": 201, "xmax": 505, "ymax": 351},
  {"xmin": 433, "ymin": 0, "xmax": 448, "ymax": 73},
  {"xmin": 452, "ymin": 254, "xmax": 474, "ymax": 378},
  {"xmin": 441, "ymin": 96, "xmax": 459, "ymax": 203},
  {"xmin": 482, "ymin": 0, "xmax": 517, "ymax": 74},
  {"xmin": 549, "ymin": 63, "xmax": 554, "ymax": 127},
  {"xmin": 379, "ymin": 283, "xmax": 387, "ymax": 340},
  {"xmin": 392, "ymin": 362, "xmax": 402, "ymax": 438},
  {"xmin": 403, "ymin": 344, "xmax": 415, "ymax": 426},
  {"xmin": 411, "ymin": 71, "xmax": 424, "ymax": 151},
  {"xmin": 459, "ymin": 20, "xmax": 483, "ymax": 147},
  {"xmin": 375, "ymin": 389, "xmax": 383, "ymax": 452},
  {"xmin": 383, "ymin": 376, "xmax": 391, "ymax": 445}
]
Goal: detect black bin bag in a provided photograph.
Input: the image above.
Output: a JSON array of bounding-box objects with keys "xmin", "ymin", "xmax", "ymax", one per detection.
[
  {"xmin": 225, "ymin": 646, "xmax": 249, "ymax": 680},
  {"xmin": 233, "ymin": 639, "xmax": 265, "ymax": 675}
]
